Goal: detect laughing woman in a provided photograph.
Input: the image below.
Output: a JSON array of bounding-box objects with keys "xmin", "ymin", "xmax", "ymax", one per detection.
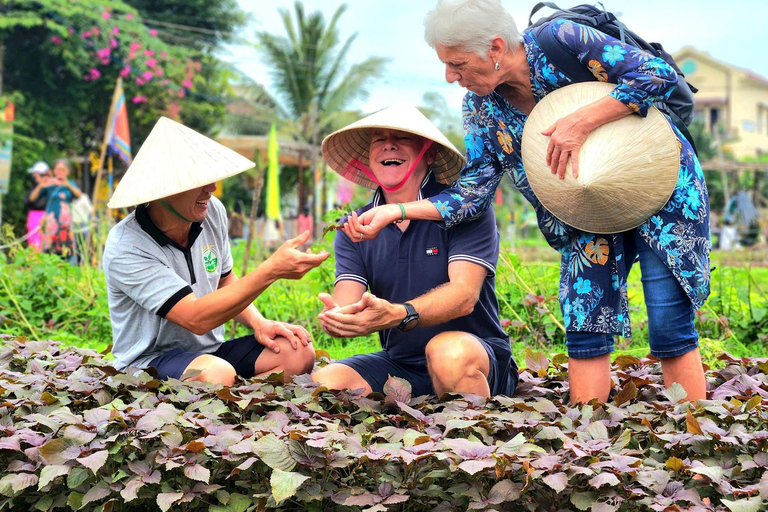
[{"xmin": 342, "ymin": 0, "xmax": 710, "ymax": 404}]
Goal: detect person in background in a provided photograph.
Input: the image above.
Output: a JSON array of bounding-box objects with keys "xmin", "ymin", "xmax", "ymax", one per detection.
[
  {"xmin": 28, "ymin": 158, "xmax": 82, "ymax": 261},
  {"xmin": 24, "ymin": 161, "xmax": 51, "ymax": 252}
]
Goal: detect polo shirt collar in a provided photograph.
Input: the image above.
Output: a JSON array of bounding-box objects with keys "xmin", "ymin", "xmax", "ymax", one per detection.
[
  {"xmin": 135, "ymin": 204, "xmax": 203, "ymax": 250},
  {"xmin": 372, "ymin": 170, "xmax": 433, "ymax": 207}
]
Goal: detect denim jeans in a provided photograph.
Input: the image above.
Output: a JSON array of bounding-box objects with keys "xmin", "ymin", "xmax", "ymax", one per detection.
[{"xmin": 566, "ymin": 229, "xmax": 699, "ymax": 359}]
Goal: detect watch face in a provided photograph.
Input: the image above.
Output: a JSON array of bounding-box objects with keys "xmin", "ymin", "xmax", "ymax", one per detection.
[{"xmin": 403, "ymin": 317, "xmax": 419, "ymax": 331}]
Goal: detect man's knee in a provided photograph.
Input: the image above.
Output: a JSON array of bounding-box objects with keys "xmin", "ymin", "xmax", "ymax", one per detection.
[
  {"xmin": 186, "ymin": 355, "xmax": 237, "ymax": 386},
  {"xmin": 312, "ymin": 363, "xmax": 370, "ymax": 393},
  {"xmin": 281, "ymin": 340, "xmax": 316, "ymax": 377},
  {"xmin": 426, "ymin": 332, "xmax": 487, "ymax": 379}
]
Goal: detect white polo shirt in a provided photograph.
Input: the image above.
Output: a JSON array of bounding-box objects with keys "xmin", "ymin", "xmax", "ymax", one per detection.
[{"xmin": 103, "ymin": 197, "xmax": 233, "ymax": 370}]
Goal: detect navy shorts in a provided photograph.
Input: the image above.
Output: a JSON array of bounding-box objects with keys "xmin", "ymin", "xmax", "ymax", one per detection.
[
  {"xmin": 148, "ymin": 334, "xmax": 267, "ymax": 380},
  {"xmin": 338, "ymin": 335, "xmax": 518, "ymax": 397}
]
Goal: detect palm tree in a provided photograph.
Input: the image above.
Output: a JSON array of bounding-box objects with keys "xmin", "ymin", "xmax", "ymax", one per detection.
[{"xmin": 257, "ymin": 2, "xmax": 388, "ymax": 214}]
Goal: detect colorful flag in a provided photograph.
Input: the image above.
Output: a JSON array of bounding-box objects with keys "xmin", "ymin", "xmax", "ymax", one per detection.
[
  {"xmin": 265, "ymin": 123, "xmax": 281, "ymax": 220},
  {"xmin": 106, "ymin": 78, "xmax": 131, "ymax": 163},
  {"xmin": 0, "ymin": 98, "xmax": 14, "ymax": 194}
]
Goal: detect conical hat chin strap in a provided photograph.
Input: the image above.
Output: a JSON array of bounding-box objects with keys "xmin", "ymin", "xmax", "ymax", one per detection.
[{"xmin": 344, "ymin": 140, "xmax": 433, "ymax": 192}]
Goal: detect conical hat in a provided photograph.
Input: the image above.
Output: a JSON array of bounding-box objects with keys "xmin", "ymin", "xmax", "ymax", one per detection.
[
  {"xmin": 521, "ymin": 82, "xmax": 680, "ymax": 234},
  {"xmin": 108, "ymin": 117, "xmax": 255, "ymax": 208},
  {"xmin": 322, "ymin": 104, "xmax": 465, "ymax": 189}
]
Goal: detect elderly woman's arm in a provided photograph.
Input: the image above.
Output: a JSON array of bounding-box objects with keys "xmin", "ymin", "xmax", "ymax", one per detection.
[{"xmin": 542, "ymin": 19, "xmax": 679, "ymax": 178}]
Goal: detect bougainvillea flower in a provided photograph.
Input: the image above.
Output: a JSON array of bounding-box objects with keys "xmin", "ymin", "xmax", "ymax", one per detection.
[
  {"xmin": 143, "ymin": 50, "xmax": 154, "ymax": 57},
  {"xmin": 112, "ymin": 26, "xmax": 119, "ymax": 35},
  {"xmin": 110, "ymin": 38, "xmax": 118, "ymax": 49},
  {"xmin": 182, "ymin": 78, "xmax": 193, "ymax": 89},
  {"xmin": 82, "ymin": 31, "xmax": 92, "ymax": 38},
  {"xmin": 142, "ymin": 71, "xmax": 153, "ymax": 81},
  {"xmin": 154, "ymin": 67, "xmax": 164, "ymax": 77},
  {"xmin": 136, "ymin": 77, "xmax": 145, "ymax": 85},
  {"xmin": 125, "ymin": 13, "xmax": 134, "ymax": 20},
  {"xmin": 101, "ymin": 11, "xmax": 111, "ymax": 20},
  {"xmin": 86, "ymin": 68, "xmax": 101, "ymax": 81},
  {"xmin": 132, "ymin": 96, "xmax": 147, "ymax": 104},
  {"xmin": 145, "ymin": 58, "xmax": 156, "ymax": 69},
  {"xmin": 50, "ymin": 36, "xmax": 63, "ymax": 45},
  {"xmin": 130, "ymin": 42, "xmax": 141, "ymax": 52},
  {"xmin": 119, "ymin": 66, "xmax": 131, "ymax": 78},
  {"xmin": 149, "ymin": 29, "xmax": 158, "ymax": 36}
]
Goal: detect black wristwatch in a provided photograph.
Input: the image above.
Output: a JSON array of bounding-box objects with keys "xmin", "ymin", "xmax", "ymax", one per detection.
[{"xmin": 398, "ymin": 302, "xmax": 419, "ymax": 332}]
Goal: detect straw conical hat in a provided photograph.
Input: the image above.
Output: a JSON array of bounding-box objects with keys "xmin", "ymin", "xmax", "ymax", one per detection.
[
  {"xmin": 521, "ymin": 82, "xmax": 680, "ymax": 234},
  {"xmin": 108, "ymin": 117, "xmax": 255, "ymax": 208},
  {"xmin": 322, "ymin": 103, "xmax": 465, "ymax": 189}
]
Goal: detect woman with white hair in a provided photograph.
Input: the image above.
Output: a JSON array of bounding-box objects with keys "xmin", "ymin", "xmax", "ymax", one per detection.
[{"xmin": 343, "ymin": 0, "xmax": 710, "ymax": 404}]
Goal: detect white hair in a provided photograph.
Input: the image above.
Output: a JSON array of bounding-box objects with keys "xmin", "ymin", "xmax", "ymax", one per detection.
[{"xmin": 424, "ymin": 0, "xmax": 522, "ymax": 58}]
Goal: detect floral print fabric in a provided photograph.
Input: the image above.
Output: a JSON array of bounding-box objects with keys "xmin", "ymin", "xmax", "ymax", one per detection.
[{"xmin": 427, "ymin": 19, "xmax": 710, "ymax": 336}]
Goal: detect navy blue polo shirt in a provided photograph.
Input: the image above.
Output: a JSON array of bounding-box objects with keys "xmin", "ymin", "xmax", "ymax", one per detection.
[{"xmin": 334, "ymin": 172, "xmax": 510, "ymax": 366}]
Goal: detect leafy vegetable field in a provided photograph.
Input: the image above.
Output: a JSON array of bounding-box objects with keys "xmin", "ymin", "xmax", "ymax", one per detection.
[{"xmin": 1, "ymin": 337, "xmax": 767, "ymax": 512}]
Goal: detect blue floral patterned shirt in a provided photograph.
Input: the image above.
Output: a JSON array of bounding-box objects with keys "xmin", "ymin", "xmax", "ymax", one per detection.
[{"xmin": 427, "ymin": 20, "xmax": 711, "ymax": 336}]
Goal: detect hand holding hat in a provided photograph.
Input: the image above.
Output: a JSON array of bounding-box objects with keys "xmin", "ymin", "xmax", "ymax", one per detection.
[{"xmin": 521, "ymin": 82, "xmax": 680, "ymax": 234}]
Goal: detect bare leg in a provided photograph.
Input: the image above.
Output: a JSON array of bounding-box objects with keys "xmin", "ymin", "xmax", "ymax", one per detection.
[
  {"xmin": 254, "ymin": 337, "xmax": 316, "ymax": 382},
  {"xmin": 425, "ymin": 332, "xmax": 491, "ymax": 398},
  {"xmin": 660, "ymin": 348, "xmax": 706, "ymax": 401},
  {"xmin": 312, "ymin": 363, "xmax": 373, "ymax": 395},
  {"xmin": 568, "ymin": 354, "xmax": 611, "ymax": 404},
  {"xmin": 182, "ymin": 354, "xmax": 236, "ymax": 386}
]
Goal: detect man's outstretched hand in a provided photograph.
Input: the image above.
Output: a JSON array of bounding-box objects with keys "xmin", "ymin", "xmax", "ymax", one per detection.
[{"xmin": 317, "ymin": 292, "xmax": 401, "ymax": 338}]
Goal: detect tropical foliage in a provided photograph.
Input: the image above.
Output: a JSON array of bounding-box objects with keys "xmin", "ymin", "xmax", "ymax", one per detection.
[{"xmin": 1, "ymin": 338, "xmax": 767, "ymax": 511}]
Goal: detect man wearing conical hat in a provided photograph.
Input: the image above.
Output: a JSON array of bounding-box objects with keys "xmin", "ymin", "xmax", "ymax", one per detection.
[
  {"xmin": 103, "ymin": 117, "xmax": 329, "ymax": 385},
  {"xmin": 313, "ymin": 104, "xmax": 518, "ymax": 398}
]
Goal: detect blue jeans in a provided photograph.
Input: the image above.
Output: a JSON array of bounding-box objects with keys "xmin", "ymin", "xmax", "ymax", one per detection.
[{"xmin": 566, "ymin": 229, "xmax": 699, "ymax": 359}]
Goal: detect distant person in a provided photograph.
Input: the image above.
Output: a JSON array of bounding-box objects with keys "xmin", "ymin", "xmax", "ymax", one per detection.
[
  {"xmin": 28, "ymin": 158, "xmax": 82, "ymax": 261},
  {"xmin": 313, "ymin": 105, "xmax": 518, "ymax": 398},
  {"xmin": 103, "ymin": 117, "xmax": 329, "ymax": 385},
  {"xmin": 24, "ymin": 161, "xmax": 51, "ymax": 252}
]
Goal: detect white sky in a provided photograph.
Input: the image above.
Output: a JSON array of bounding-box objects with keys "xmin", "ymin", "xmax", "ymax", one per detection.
[{"xmin": 223, "ymin": 0, "xmax": 768, "ymax": 115}]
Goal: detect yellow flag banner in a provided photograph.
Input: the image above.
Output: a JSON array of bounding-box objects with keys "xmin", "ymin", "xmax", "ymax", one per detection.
[{"xmin": 265, "ymin": 123, "xmax": 281, "ymax": 220}]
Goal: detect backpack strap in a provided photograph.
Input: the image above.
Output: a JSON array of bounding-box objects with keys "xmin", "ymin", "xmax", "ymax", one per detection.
[
  {"xmin": 534, "ymin": 22, "xmax": 595, "ymax": 83},
  {"xmin": 528, "ymin": 2, "xmax": 565, "ymax": 26}
]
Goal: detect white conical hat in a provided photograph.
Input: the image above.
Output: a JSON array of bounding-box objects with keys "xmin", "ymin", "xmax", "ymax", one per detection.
[
  {"xmin": 322, "ymin": 103, "xmax": 465, "ymax": 190},
  {"xmin": 108, "ymin": 117, "xmax": 255, "ymax": 208},
  {"xmin": 521, "ymin": 82, "xmax": 680, "ymax": 234}
]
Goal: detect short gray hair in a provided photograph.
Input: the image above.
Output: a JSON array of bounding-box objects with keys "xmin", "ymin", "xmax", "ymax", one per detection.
[{"xmin": 424, "ymin": 0, "xmax": 522, "ymax": 58}]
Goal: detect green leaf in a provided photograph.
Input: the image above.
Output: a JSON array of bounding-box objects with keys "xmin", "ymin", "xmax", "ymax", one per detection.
[
  {"xmin": 662, "ymin": 382, "xmax": 688, "ymax": 403},
  {"xmin": 721, "ymin": 497, "xmax": 765, "ymax": 512},
  {"xmin": 689, "ymin": 465, "xmax": 723, "ymax": 483},
  {"xmin": 253, "ymin": 434, "xmax": 296, "ymax": 471},
  {"xmin": 67, "ymin": 491, "xmax": 84, "ymax": 510},
  {"xmin": 38, "ymin": 464, "xmax": 71, "ymax": 488},
  {"xmin": 270, "ymin": 469, "xmax": 309, "ymax": 504},
  {"xmin": 570, "ymin": 491, "xmax": 596, "ymax": 511},
  {"xmin": 35, "ymin": 495, "xmax": 53, "ymax": 511},
  {"xmin": 67, "ymin": 466, "xmax": 91, "ymax": 489}
]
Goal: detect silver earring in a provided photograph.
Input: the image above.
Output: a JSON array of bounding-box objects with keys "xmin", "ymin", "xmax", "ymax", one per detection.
[{"xmin": 494, "ymin": 61, "xmax": 500, "ymax": 71}]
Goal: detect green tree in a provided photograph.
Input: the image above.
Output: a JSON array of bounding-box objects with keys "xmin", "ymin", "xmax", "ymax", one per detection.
[
  {"xmin": 257, "ymin": 2, "xmax": 388, "ymax": 212},
  {"xmin": 0, "ymin": 0, "xmax": 246, "ymax": 236}
]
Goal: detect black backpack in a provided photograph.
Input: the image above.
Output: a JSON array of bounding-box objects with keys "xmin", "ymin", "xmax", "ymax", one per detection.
[{"xmin": 528, "ymin": 2, "xmax": 698, "ymax": 152}]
